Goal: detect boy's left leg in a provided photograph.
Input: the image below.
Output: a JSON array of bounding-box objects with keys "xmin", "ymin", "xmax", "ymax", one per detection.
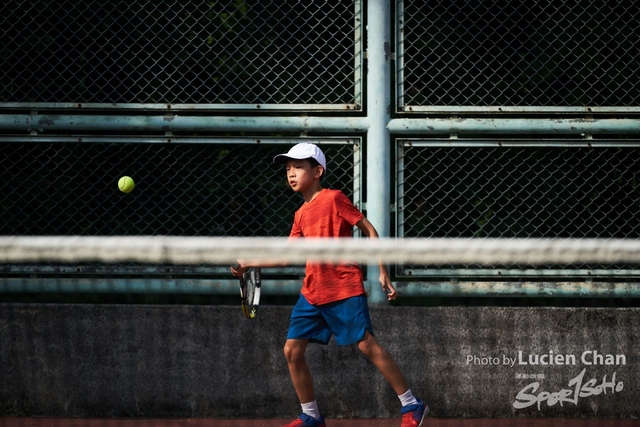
[
  {"xmin": 357, "ymin": 330, "xmax": 408, "ymax": 394},
  {"xmin": 358, "ymin": 331, "xmax": 428, "ymax": 427},
  {"xmin": 322, "ymin": 295, "xmax": 427, "ymax": 426}
]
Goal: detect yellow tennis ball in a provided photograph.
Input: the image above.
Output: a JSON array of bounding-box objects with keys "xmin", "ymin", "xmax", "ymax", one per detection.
[{"xmin": 118, "ymin": 176, "xmax": 135, "ymax": 193}]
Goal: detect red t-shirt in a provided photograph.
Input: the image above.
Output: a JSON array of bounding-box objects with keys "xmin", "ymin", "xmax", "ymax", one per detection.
[{"xmin": 289, "ymin": 189, "xmax": 365, "ymax": 305}]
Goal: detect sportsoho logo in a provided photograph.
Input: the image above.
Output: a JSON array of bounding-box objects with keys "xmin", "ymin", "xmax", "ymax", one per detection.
[
  {"xmin": 466, "ymin": 350, "xmax": 627, "ymax": 411},
  {"xmin": 512, "ymin": 350, "xmax": 626, "ymax": 411}
]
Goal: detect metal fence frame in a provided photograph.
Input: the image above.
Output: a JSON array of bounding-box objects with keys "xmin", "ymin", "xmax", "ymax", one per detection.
[
  {"xmin": 395, "ymin": 137, "xmax": 640, "ymax": 279},
  {"xmin": 395, "ymin": 0, "xmax": 640, "ymax": 114},
  {"xmin": 0, "ymin": 0, "xmax": 363, "ymax": 112},
  {"xmin": 0, "ymin": 136, "xmax": 362, "ymax": 296}
]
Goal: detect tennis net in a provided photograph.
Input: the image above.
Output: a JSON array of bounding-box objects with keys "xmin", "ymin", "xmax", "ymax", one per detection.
[{"xmin": 2, "ymin": 236, "xmax": 640, "ymax": 266}]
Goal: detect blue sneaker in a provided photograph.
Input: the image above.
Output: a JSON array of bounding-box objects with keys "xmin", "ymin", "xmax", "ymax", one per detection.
[
  {"xmin": 400, "ymin": 398, "xmax": 428, "ymax": 427},
  {"xmin": 281, "ymin": 413, "xmax": 326, "ymax": 427}
]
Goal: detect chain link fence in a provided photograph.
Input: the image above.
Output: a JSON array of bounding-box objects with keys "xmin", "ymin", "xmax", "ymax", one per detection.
[
  {"xmin": 0, "ymin": 138, "xmax": 361, "ymax": 275},
  {"xmin": 397, "ymin": 0, "xmax": 640, "ymax": 112},
  {"xmin": 396, "ymin": 140, "xmax": 640, "ymax": 277},
  {"xmin": 0, "ymin": 0, "xmax": 362, "ymax": 110}
]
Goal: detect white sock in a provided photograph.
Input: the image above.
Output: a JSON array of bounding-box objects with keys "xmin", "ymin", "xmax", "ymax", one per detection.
[
  {"xmin": 301, "ymin": 400, "xmax": 321, "ymax": 420},
  {"xmin": 398, "ymin": 389, "xmax": 419, "ymax": 407}
]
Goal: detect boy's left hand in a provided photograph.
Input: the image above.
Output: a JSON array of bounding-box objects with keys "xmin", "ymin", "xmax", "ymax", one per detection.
[{"xmin": 379, "ymin": 274, "xmax": 397, "ymax": 301}]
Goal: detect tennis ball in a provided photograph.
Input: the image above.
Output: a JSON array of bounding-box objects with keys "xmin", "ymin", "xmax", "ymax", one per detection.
[{"xmin": 118, "ymin": 176, "xmax": 135, "ymax": 193}]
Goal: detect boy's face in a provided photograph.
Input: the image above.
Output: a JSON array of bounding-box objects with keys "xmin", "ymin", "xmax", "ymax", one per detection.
[{"xmin": 285, "ymin": 159, "xmax": 323, "ymax": 192}]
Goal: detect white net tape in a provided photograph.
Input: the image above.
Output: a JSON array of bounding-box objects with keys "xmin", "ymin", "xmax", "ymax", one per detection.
[{"xmin": 1, "ymin": 236, "xmax": 640, "ymax": 265}]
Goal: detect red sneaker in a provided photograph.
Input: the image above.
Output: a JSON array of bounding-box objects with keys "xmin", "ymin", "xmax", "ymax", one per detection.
[
  {"xmin": 281, "ymin": 413, "xmax": 326, "ymax": 427},
  {"xmin": 400, "ymin": 399, "xmax": 428, "ymax": 427}
]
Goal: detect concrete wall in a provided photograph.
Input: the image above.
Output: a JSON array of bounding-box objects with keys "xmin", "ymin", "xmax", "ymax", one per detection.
[{"xmin": 1, "ymin": 303, "xmax": 638, "ymax": 419}]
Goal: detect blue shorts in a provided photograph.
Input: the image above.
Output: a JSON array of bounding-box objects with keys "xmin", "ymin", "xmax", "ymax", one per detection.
[{"xmin": 287, "ymin": 294, "xmax": 374, "ymax": 345}]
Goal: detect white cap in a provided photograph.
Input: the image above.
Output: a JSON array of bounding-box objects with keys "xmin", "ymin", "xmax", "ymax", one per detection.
[{"xmin": 273, "ymin": 143, "xmax": 327, "ymax": 173}]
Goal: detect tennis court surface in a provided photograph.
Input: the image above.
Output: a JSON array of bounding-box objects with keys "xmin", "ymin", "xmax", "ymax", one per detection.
[{"xmin": 2, "ymin": 419, "xmax": 640, "ymax": 427}]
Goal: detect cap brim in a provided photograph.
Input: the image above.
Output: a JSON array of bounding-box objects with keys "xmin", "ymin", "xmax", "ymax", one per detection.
[{"xmin": 273, "ymin": 153, "xmax": 306, "ymax": 164}]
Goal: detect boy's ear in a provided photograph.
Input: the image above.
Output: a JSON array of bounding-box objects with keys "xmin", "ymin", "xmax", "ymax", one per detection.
[{"xmin": 314, "ymin": 165, "xmax": 324, "ymax": 179}]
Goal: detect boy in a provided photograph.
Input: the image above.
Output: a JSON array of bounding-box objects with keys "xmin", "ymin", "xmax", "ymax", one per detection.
[{"xmin": 231, "ymin": 143, "xmax": 427, "ymax": 427}]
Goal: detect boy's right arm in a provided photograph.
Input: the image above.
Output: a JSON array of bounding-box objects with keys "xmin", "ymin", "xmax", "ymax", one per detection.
[
  {"xmin": 230, "ymin": 259, "xmax": 290, "ymax": 277},
  {"xmin": 232, "ymin": 215, "xmax": 299, "ymax": 276}
]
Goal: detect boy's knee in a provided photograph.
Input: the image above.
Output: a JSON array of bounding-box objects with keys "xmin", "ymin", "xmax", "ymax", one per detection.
[
  {"xmin": 357, "ymin": 339, "xmax": 370, "ymax": 355},
  {"xmin": 358, "ymin": 332, "xmax": 383, "ymax": 358},
  {"xmin": 358, "ymin": 336, "xmax": 376, "ymax": 357},
  {"xmin": 283, "ymin": 340, "xmax": 305, "ymax": 363}
]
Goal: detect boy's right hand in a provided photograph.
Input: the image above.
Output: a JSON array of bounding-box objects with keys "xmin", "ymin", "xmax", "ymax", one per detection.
[{"xmin": 230, "ymin": 262, "xmax": 246, "ymax": 277}]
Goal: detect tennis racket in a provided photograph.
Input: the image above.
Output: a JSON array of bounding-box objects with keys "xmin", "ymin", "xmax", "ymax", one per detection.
[{"xmin": 234, "ymin": 266, "xmax": 261, "ymax": 319}]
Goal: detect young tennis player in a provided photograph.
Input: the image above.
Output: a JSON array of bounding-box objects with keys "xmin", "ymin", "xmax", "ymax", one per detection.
[{"xmin": 231, "ymin": 143, "xmax": 428, "ymax": 427}]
